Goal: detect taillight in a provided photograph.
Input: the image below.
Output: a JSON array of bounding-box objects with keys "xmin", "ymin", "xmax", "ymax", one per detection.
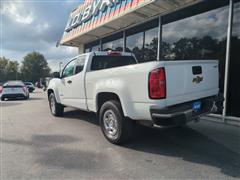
[
  {"xmin": 149, "ymin": 67, "xmax": 166, "ymax": 99},
  {"xmin": 0, "ymin": 86, "xmax": 2, "ymax": 93},
  {"xmin": 22, "ymin": 86, "xmax": 27, "ymax": 93}
]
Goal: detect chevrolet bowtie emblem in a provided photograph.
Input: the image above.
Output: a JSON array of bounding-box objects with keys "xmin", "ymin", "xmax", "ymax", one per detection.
[{"xmin": 193, "ymin": 76, "xmax": 203, "ymax": 84}]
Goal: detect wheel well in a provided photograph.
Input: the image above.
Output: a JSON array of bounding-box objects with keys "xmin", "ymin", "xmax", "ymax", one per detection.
[
  {"xmin": 47, "ymin": 89, "xmax": 54, "ymax": 98},
  {"xmin": 97, "ymin": 92, "xmax": 121, "ymax": 112}
]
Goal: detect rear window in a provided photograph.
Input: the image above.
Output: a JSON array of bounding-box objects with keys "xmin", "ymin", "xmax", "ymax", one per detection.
[
  {"xmin": 91, "ymin": 56, "xmax": 137, "ymax": 71},
  {"xmin": 24, "ymin": 82, "xmax": 32, "ymax": 85},
  {"xmin": 3, "ymin": 81, "xmax": 24, "ymax": 87}
]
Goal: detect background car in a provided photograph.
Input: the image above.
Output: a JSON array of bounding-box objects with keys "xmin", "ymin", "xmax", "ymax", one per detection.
[
  {"xmin": 24, "ymin": 82, "xmax": 35, "ymax": 92},
  {"xmin": 0, "ymin": 81, "xmax": 29, "ymax": 101},
  {"xmin": 35, "ymin": 81, "xmax": 42, "ymax": 88},
  {"xmin": 0, "ymin": 85, "xmax": 2, "ymax": 97}
]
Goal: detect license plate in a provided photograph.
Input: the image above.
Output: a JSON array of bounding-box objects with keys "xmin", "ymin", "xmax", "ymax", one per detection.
[
  {"xmin": 9, "ymin": 88, "xmax": 17, "ymax": 92},
  {"xmin": 192, "ymin": 101, "xmax": 201, "ymax": 110},
  {"xmin": 5, "ymin": 88, "xmax": 18, "ymax": 93}
]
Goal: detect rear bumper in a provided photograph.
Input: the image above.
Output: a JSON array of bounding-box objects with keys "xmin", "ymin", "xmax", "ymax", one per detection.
[
  {"xmin": 150, "ymin": 95, "xmax": 224, "ymax": 126},
  {"xmin": 1, "ymin": 93, "xmax": 26, "ymax": 99}
]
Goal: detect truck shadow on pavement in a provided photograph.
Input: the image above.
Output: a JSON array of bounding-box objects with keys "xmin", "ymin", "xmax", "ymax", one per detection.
[
  {"xmin": 1, "ymin": 109, "xmax": 240, "ymax": 178},
  {"xmin": 61, "ymin": 109, "xmax": 240, "ymax": 178},
  {"xmin": 63, "ymin": 109, "xmax": 99, "ymax": 126},
  {"xmin": 126, "ymin": 125, "xmax": 240, "ymax": 178}
]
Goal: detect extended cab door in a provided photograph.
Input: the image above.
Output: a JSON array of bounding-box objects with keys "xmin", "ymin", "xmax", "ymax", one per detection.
[{"xmin": 59, "ymin": 55, "xmax": 87, "ymax": 109}]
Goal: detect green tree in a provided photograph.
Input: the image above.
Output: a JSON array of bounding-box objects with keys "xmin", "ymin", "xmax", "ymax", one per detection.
[
  {"xmin": 21, "ymin": 52, "xmax": 51, "ymax": 82},
  {"xmin": 144, "ymin": 37, "xmax": 158, "ymax": 62},
  {"xmin": 0, "ymin": 57, "xmax": 20, "ymax": 82},
  {"xmin": 6, "ymin": 61, "xmax": 19, "ymax": 80},
  {"xmin": 0, "ymin": 57, "xmax": 8, "ymax": 82}
]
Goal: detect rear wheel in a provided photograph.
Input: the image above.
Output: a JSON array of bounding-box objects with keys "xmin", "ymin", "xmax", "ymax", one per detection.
[
  {"xmin": 1, "ymin": 97, "xmax": 4, "ymax": 101},
  {"xmin": 99, "ymin": 100, "xmax": 133, "ymax": 144},
  {"xmin": 24, "ymin": 94, "xmax": 29, "ymax": 100},
  {"xmin": 49, "ymin": 93, "xmax": 64, "ymax": 116}
]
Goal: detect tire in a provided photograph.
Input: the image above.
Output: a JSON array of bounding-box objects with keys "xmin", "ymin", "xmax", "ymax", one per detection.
[
  {"xmin": 24, "ymin": 94, "xmax": 29, "ymax": 100},
  {"xmin": 99, "ymin": 100, "xmax": 133, "ymax": 144},
  {"xmin": 49, "ymin": 93, "xmax": 64, "ymax": 117},
  {"xmin": 1, "ymin": 97, "xmax": 4, "ymax": 101}
]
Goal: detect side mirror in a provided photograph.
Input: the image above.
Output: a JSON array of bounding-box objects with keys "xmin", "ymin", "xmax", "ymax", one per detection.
[{"xmin": 52, "ymin": 72, "xmax": 60, "ymax": 78}]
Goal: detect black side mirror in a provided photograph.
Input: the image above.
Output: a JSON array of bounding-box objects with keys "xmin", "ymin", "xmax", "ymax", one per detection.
[{"xmin": 52, "ymin": 72, "xmax": 60, "ymax": 78}]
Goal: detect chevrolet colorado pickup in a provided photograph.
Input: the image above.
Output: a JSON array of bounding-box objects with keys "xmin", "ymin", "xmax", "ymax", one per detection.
[{"xmin": 47, "ymin": 51, "xmax": 223, "ymax": 144}]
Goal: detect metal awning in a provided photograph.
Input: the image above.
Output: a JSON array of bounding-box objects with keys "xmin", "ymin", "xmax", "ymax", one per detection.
[{"xmin": 60, "ymin": 0, "xmax": 199, "ymax": 47}]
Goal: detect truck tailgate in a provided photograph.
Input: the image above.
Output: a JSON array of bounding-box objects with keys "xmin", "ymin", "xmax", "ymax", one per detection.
[{"xmin": 164, "ymin": 60, "xmax": 219, "ymax": 106}]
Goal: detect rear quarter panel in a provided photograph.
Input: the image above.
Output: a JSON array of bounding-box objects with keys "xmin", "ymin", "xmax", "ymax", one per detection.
[{"xmin": 85, "ymin": 62, "xmax": 166, "ymax": 120}]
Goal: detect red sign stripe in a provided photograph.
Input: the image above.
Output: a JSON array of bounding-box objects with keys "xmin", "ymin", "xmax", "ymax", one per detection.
[{"xmin": 62, "ymin": 0, "xmax": 148, "ymax": 43}]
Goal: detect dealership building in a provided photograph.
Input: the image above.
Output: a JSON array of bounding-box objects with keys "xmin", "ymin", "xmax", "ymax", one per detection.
[{"xmin": 60, "ymin": 0, "xmax": 240, "ymax": 121}]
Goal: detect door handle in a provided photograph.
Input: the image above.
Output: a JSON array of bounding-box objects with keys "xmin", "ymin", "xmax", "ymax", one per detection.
[{"xmin": 67, "ymin": 80, "xmax": 72, "ymax": 84}]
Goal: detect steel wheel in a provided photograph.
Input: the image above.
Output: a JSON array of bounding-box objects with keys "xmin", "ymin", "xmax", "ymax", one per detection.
[
  {"xmin": 49, "ymin": 94, "xmax": 56, "ymax": 115},
  {"xmin": 99, "ymin": 100, "xmax": 133, "ymax": 144},
  {"xmin": 103, "ymin": 109, "xmax": 118, "ymax": 139},
  {"xmin": 48, "ymin": 93, "xmax": 64, "ymax": 117}
]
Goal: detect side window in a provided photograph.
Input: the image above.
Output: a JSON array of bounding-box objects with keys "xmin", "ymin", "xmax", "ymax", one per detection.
[
  {"xmin": 62, "ymin": 60, "xmax": 76, "ymax": 78},
  {"xmin": 75, "ymin": 55, "xmax": 86, "ymax": 74},
  {"xmin": 91, "ymin": 56, "xmax": 137, "ymax": 71}
]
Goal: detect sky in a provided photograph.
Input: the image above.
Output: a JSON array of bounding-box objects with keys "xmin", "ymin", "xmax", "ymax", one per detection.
[
  {"xmin": 1, "ymin": 0, "xmax": 239, "ymax": 72},
  {"xmin": 1, "ymin": 0, "xmax": 84, "ymax": 72}
]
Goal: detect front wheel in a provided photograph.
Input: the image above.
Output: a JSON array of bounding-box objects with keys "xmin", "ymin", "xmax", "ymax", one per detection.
[
  {"xmin": 99, "ymin": 100, "xmax": 133, "ymax": 144},
  {"xmin": 49, "ymin": 93, "xmax": 64, "ymax": 117}
]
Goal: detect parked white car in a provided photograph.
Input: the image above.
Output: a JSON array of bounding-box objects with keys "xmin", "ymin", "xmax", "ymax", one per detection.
[
  {"xmin": 0, "ymin": 81, "xmax": 29, "ymax": 101},
  {"xmin": 47, "ymin": 51, "xmax": 223, "ymax": 144}
]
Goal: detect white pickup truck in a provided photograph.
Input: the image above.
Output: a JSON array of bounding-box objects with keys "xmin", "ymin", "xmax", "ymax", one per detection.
[{"xmin": 48, "ymin": 51, "xmax": 223, "ymax": 144}]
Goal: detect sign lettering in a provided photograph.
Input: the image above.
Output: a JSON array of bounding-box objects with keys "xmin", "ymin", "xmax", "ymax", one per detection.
[{"xmin": 65, "ymin": 0, "xmax": 125, "ymax": 32}]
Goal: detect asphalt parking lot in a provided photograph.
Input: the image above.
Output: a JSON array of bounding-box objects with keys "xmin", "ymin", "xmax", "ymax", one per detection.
[{"xmin": 1, "ymin": 89, "xmax": 240, "ymax": 179}]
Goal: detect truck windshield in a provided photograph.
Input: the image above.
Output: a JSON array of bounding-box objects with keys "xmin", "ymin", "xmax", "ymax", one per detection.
[{"xmin": 91, "ymin": 55, "xmax": 137, "ymax": 71}]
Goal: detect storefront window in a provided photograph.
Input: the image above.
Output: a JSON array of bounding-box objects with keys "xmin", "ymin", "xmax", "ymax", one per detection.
[
  {"xmin": 102, "ymin": 38, "xmax": 123, "ymax": 51},
  {"xmin": 144, "ymin": 27, "xmax": 158, "ymax": 61},
  {"xmin": 91, "ymin": 45, "xmax": 100, "ymax": 52},
  {"xmin": 84, "ymin": 40, "xmax": 100, "ymax": 52},
  {"xmin": 85, "ymin": 45, "xmax": 100, "ymax": 52},
  {"xmin": 161, "ymin": 5, "xmax": 229, "ymax": 104},
  {"xmin": 85, "ymin": 48, "xmax": 90, "ymax": 53},
  {"xmin": 227, "ymin": 1, "xmax": 240, "ymax": 117},
  {"xmin": 126, "ymin": 32, "xmax": 144, "ymax": 62}
]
